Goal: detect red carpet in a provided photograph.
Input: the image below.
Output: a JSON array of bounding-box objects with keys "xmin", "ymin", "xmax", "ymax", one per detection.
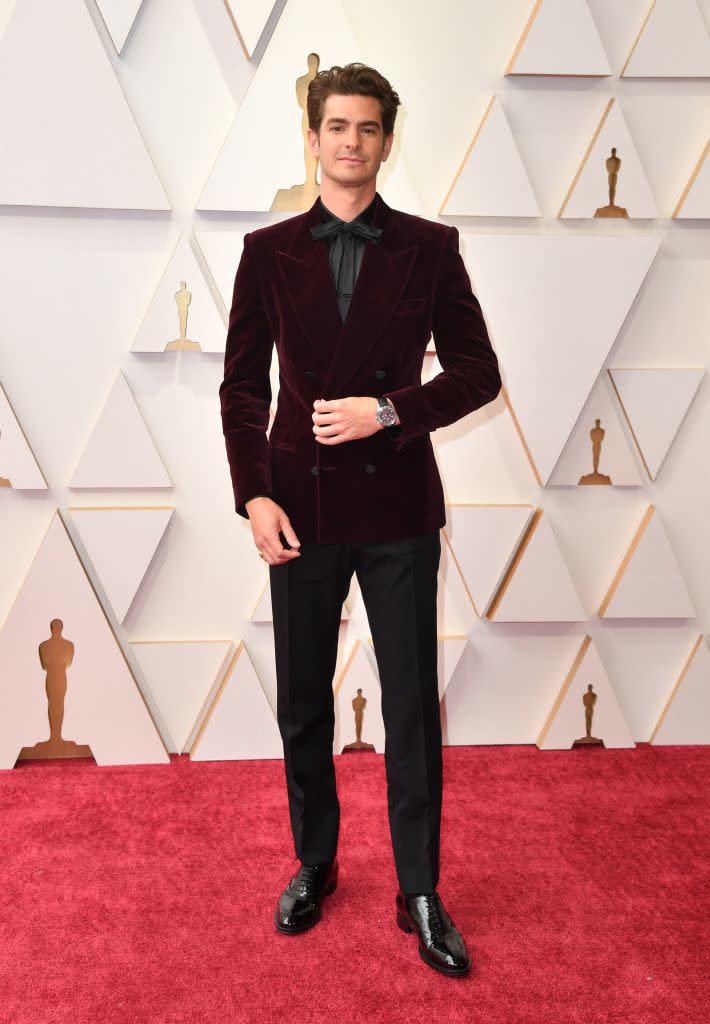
[{"xmin": 1, "ymin": 744, "xmax": 709, "ymax": 1023}]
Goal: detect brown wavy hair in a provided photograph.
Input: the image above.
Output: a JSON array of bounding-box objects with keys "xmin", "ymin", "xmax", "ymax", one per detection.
[{"xmin": 307, "ymin": 61, "xmax": 401, "ymax": 138}]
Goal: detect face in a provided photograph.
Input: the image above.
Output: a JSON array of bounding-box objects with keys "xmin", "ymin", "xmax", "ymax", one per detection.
[{"xmin": 307, "ymin": 93, "xmax": 394, "ymax": 188}]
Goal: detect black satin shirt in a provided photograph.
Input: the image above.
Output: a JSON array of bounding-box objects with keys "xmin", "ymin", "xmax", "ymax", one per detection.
[{"xmin": 318, "ymin": 193, "xmax": 380, "ymax": 322}]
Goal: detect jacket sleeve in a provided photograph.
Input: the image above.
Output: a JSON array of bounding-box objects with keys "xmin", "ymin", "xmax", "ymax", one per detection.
[
  {"xmin": 382, "ymin": 225, "xmax": 501, "ymax": 451},
  {"xmin": 218, "ymin": 232, "xmax": 274, "ymax": 519}
]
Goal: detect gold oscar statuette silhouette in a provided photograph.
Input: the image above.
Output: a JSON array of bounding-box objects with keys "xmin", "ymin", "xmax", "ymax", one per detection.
[
  {"xmin": 579, "ymin": 418, "xmax": 612, "ymax": 485},
  {"xmin": 342, "ymin": 688, "xmax": 376, "ymax": 753},
  {"xmin": 271, "ymin": 53, "xmax": 321, "ymax": 212},
  {"xmin": 572, "ymin": 684, "xmax": 604, "ymax": 748},
  {"xmin": 165, "ymin": 281, "xmax": 201, "ymax": 351},
  {"xmin": 595, "ymin": 147, "xmax": 628, "ymax": 219},
  {"xmin": 18, "ymin": 619, "xmax": 93, "ymax": 761},
  {"xmin": 0, "ymin": 428, "xmax": 11, "ymax": 486}
]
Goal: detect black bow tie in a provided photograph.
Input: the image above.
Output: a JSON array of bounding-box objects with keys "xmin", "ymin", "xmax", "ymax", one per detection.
[{"xmin": 310, "ymin": 218, "xmax": 384, "ymax": 245}]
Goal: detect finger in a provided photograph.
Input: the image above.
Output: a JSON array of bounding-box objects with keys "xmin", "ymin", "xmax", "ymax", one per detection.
[
  {"xmin": 260, "ymin": 543, "xmax": 286, "ymax": 566},
  {"xmin": 312, "ymin": 409, "xmax": 337, "ymax": 423},
  {"xmin": 256, "ymin": 538, "xmax": 276, "ymax": 564},
  {"xmin": 268, "ymin": 530, "xmax": 300, "ymax": 563},
  {"xmin": 279, "ymin": 516, "xmax": 301, "ymax": 549},
  {"xmin": 273, "ymin": 548, "xmax": 300, "ymax": 563},
  {"xmin": 256, "ymin": 533, "xmax": 282, "ymax": 565},
  {"xmin": 313, "ymin": 422, "xmax": 340, "ymax": 436}
]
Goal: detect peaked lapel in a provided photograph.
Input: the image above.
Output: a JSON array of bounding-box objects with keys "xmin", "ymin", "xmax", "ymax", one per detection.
[{"xmin": 275, "ymin": 193, "xmax": 418, "ymax": 397}]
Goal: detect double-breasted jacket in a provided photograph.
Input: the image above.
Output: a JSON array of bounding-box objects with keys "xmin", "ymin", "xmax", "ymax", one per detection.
[{"xmin": 219, "ymin": 194, "xmax": 502, "ymax": 545}]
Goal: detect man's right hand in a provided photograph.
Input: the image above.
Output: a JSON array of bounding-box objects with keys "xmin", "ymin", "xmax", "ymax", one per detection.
[{"xmin": 245, "ymin": 497, "xmax": 301, "ymax": 565}]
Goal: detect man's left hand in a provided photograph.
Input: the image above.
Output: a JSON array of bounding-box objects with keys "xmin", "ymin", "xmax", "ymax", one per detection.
[{"xmin": 312, "ymin": 397, "xmax": 395, "ymax": 444}]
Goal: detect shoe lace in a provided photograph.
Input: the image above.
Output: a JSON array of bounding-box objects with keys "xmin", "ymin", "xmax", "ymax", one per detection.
[
  {"xmin": 300, "ymin": 864, "xmax": 320, "ymax": 884},
  {"xmin": 295, "ymin": 863, "xmax": 323, "ymax": 893},
  {"xmin": 423, "ymin": 894, "xmax": 446, "ymax": 942}
]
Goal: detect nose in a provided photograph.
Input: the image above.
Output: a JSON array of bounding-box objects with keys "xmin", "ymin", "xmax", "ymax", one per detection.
[{"xmin": 344, "ymin": 125, "xmax": 360, "ymax": 150}]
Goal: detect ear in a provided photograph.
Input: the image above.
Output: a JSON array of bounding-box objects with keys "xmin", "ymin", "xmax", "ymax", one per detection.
[{"xmin": 306, "ymin": 127, "xmax": 320, "ymax": 157}]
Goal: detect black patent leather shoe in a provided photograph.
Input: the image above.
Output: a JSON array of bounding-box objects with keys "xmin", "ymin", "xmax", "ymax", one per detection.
[
  {"xmin": 274, "ymin": 859, "xmax": 338, "ymax": 933},
  {"xmin": 396, "ymin": 890, "xmax": 471, "ymax": 976}
]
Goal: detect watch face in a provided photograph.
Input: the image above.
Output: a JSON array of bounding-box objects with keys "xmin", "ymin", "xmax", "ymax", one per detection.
[{"xmin": 377, "ymin": 405, "xmax": 396, "ymax": 427}]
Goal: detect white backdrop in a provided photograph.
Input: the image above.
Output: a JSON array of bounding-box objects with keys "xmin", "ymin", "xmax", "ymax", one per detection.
[{"xmin": 1, "ymin": 0, "xmax": 709, "ymax": 760}]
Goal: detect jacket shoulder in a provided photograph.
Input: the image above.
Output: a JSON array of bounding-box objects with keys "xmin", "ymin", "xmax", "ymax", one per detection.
[
  {"xmin": 389, "ymin": 207, "xmax": 454, "ymax": 237},
  {"xmin": 386, "ymin": 208, "xmax": 457, "ymax": 253},
  {"xmin": 243, "ymin": 211, "xmax": 307, "ymax": 253}
]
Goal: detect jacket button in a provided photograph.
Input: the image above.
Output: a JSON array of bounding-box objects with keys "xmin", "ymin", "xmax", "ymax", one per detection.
[
  {"xmin": 305, "ymin": 370, "xmax": 317, "ymax": 379},
  {"xmin": 365, "ymin": 463, "xmax": 376, "ymax": 474},
  {"xmin": 311, "ymin": 465, "xmax": 318, "ymax": 475},
  {"xmin": 375, "ymin": 369, "xmax": 386, "ymax": 379}
]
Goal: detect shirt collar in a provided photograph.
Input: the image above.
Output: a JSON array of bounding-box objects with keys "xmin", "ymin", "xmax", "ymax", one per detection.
[{"xmin": 319, "ymin": 192, "xmax": 380, "ymax": 226}]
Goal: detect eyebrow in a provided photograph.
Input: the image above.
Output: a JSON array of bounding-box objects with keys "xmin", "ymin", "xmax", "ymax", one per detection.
[{"xmin": 325, "ymin": 117, "xmax": 381, "ymax": 128}]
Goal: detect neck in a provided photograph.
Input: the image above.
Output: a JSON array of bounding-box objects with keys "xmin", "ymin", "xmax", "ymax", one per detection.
[{"xmin": 319, "ymin": 180, "xmax": 377, "ymax": 222}]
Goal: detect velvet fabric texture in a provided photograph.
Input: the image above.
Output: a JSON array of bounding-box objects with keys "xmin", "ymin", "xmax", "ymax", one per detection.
[{"xmin": 219, "ymin": 193, "xmax": 502, "ymax": 545}]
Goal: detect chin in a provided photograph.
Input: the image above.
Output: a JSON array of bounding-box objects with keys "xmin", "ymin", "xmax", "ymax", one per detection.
[{"xmin": 331, "ymin": 172, "xmax": 370, "ymax": 186}]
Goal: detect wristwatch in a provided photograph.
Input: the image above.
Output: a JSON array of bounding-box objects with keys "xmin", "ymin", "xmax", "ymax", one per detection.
[{"xmin": 375, "ymin": 395, "xmax": 397, "ymax": 428}]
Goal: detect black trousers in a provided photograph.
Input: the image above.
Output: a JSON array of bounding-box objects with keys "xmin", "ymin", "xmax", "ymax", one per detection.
[{"xmin": 269, "ymin": 530, "xmax": 442, "ymax": 894}]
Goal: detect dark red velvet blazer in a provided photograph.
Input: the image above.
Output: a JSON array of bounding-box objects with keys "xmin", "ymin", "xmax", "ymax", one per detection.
[{"xmin": 219, "ymin": 193, "xmax": 501, "ymax": 545}]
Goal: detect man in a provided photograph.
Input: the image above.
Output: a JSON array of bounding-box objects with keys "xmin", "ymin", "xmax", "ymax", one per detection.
[{"xmin": 219, "ymin": 63, "xmax": 501, "ymax": 977}]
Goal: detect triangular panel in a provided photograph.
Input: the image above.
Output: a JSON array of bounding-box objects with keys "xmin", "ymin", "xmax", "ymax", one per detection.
[
  {"xmin": 0, "ymin": 382, "xmax": 47, "ymax": 489},
  {"xmin": 70, "ymin": 507, "xmax": 173, "ymax": 622},
  {"xmin": 488, "ymin": 510, "xmax": 587, "ymax": 622},
  {"xmin": 132, "ymin": 236, "xmax": 226, "ymax": 353},
  {"xmin": 0, "ymin": 511, "xmax": 169, "ymax": 767},
  {"xmin": 132, "ymin": 639, "xmax": 232, "ymax": 753},
  {"xmin": 599, "ymin": 505, "xmax": 697, "ymax": 619},
  {"xmin": 505, "ymin": 0, "xmax": 611, "ymax": 77},
  {"xmin": 438, "ymin": 537, "xmax": 478, "ymax": 632},
  {"xmin": 69, "ymin": 372, "xmax": 172, "ymax": 489},
  {"xmin": 95, "ymin": 0, "xmax": 144, "ymax": 54},
  {"xmin": 608, "ymin": 367, "xmax": 704, "ymax": 480},
  {"xmin": 250, "ymin": 577, "xmax": 273, "ymax": 622},
  {"xmin": 559, "ymin": 99, "xmax": 657, "ymax": 219},
  {"xmin": 0, "ymin": 0, "xmax": 169, "ymax": 208},
  {"xmin": 537, "ymin": 635, "xmax": 635, "ymax": 749},
  {"xmin": 224, "ymin": 0, "xmax": 280, "ymax": 58},
  {"xmin": 621, "ymin": 0, "xmax": 710, "ymax": 78},
  {"xmin": 440, "ymin": 96, "xmax": 540, "ymax": 217},
  {"xmin": 194, "ymin": 228, "xmax": 248, "ymax": 312},
  {"xmin": 466, "ymin": 233, "xmax": 661, "ymax": 483},
  {"xmin": 425, "ymin": 354, "xmax": 536, "ymax": 493},
  {"xmin": 435, "ymin": 635, "xmax": 467, "ymax": 701},
  {"xmin": 445, "ymin": 504, "xmax": 535, "ymax": 616},
  {"xmin": 674, "ymin": 139, "xmax": 710, "ymax": 219},
  {"xmin": 190, "ymin": 641, "xmax": 282, "ymax": 760},
  {"xmin": 650, "ymin": 635, "xmax": 710, "ymax": 745},
  {"xmin": 548, "ymin": 374, "xmax": 643, "ymax": 486}
]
